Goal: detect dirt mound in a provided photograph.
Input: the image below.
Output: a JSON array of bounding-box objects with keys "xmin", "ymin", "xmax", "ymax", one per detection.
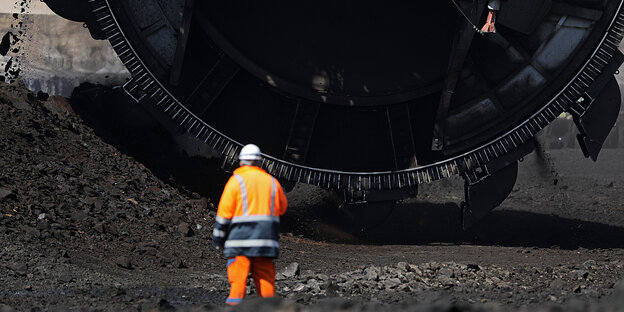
[
  {"xmin": 0, "ymin": 79, "xmax": 213, "ymax": 243},
  {"xmin": 0, "ymin": 80, "xmax": 226, "ymax": 309}
]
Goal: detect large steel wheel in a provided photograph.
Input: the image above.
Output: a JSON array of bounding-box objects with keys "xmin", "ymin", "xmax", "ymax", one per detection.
[{"xmin": 48, "ymin": 0, "xmax": 624, "ymax": 193}]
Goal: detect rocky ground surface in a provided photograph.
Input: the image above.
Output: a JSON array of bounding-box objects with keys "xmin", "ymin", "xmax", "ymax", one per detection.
[{"xmin": 1, "ymin": 80, "xmax": 624, "ymax": 311}]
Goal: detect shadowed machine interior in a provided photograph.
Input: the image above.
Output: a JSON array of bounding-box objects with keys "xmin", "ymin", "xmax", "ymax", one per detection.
[{"xmin": 43, "ymin": 0, "xmax": 624, "ymax": 228}]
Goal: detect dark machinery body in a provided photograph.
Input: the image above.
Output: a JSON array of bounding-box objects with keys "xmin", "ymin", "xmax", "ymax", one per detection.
[{"xmin": 44, "ymin": 0, "xmax": 624, "ymax": 228}]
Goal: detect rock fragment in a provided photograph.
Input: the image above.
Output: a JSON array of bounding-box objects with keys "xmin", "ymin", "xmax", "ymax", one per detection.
[
  {"xmin": 174, "ymin": 259, "xmax": 187, "ymax": 269},
  {"xmin": 70, "ymin": 211, "xmax": 86, "ymax": 222},
  {"xmin": 177, "ymin": 222, "xmax": 194, "ymax": 237},
  {"xmin": 570, "ymin": 269, "xmax": 590, "ymax": 280},
  {"xmin": 0, "ymin": 32, "xmax": 12, "ymax": 56},
  {"xmin": 613, "ymin": 279, "xmax": 624, "ymax": 294},
  {"xmin": 583, "ymin": 259, "xmax": 597, "ymax": 268},
  {"xmin": 281, "ymin": 262, "xmax": 300, "ymax": 278},
  {"xmin": 365, "ymin": 267, "xmax": 379, "ymax": 281},
  {"xmin": 382, "ymin": 278, "xmax": 402, "ymax": 289},
  {"xmin": 7, "ymin": 262, "xmax": 27, "ymax": 276},
  {"xmin": 307, "ymin": 279, "xmax": 321, "ymax": 291},
  {"xmin": 58, "ymin": 274, "xmax": 73, "ymax": 283},
  {"xmin": 0, "ymin": 304, "xmax": 16, "ymax": 312},
  {"xmin": 157, "ymin": 299, "xmax": 176, "ymax": 312},
  {"xmin": 550, "ymin": 278, "xmax": 566, "ymax": 290},
  {"xmin": 439, "ymin": 267, "xmax": 455, "ymax": 278},
  {"xmin": 396, "ymin": 262, "xmax": 408, "ymax": 271},
  {"xmin": 94, "ymin": 222, "xmax": 106, "ymax": 233},
  {"xmin": 0, "ymin": 187, "xmax": 14, "ymax": 200},
  {"xmin": 110, "ymin": 288, "xmax": 126, "ymax": 297},
  {"xmin": 292, "ymin": 283, "xmax": 307, "ymax": 292},
  {"xmin": 36, "ymin": 221, "xmax": 49, "ymax": 231},
  {"xmin": 36, "ymin": 91, "xmax": 49, "ymax": 101},
  {"xmin": 115, "ymin": 256, "xmax": 133, "ymax": 269}
]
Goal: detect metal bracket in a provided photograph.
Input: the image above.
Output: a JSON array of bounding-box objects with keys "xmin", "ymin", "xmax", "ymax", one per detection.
[
  {"xmin": 115, "ymin": 79, "xmax": 185, "ymax": 137},
  {"xmin": 570, "ymin": 50, "xmax": 624, "ymax": 116},
  {"xmin": 575, "ymin": 77, "xmax": 621, "ymax": 161},
  {"xmin": 464, "ymin": 139, "xmax": 533, "ymax": 185},
  {"xmin": 118, "ymin": 78, "xmax": 146, "ymax": 103},
  {"xmin": 569, "ymin": 50, "xmax": 624, "ymax": 161},
  {"xmin": 343, "ymin": 187, "xmax": 418, "ymax": 204},
  {"xmin": 461, "ymin": 140, "xmax": 533, "ymax": 229}
]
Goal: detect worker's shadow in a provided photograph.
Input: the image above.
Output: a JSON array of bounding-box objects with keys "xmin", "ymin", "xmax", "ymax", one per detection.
[{"xmin": 283, "ymin": 201, "xmax": 624, "ymax": 250}]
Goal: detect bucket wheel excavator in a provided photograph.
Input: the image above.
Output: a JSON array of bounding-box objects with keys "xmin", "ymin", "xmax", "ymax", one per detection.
[{"xmin": 44, "ymin": 0, "xmax": 624, "ymax": 229}]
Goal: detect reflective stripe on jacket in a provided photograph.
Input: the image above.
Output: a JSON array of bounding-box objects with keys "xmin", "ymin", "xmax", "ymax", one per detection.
[{"xmin": 213, "ymin": 165, "xmax": 287, "ymax": 258}]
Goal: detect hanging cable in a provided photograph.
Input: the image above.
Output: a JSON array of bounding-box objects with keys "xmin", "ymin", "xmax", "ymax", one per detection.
[{"xmin": 450, "ymin": 0, "xmax": 484, "ymax": 34}]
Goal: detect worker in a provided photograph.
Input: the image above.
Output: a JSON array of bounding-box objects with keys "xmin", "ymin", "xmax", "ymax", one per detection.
[
  {"xmin": 212, "ymin": 144, "xmax": 288, "ymax": 305},
  {"xmin": 481, "ymin": 0, "xmax": 500, "ymax": 33}
]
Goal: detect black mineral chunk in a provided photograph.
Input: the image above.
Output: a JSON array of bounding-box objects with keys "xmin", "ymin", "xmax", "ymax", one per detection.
[
  {"xmin": 115, "ymin": 256, "xmax": 133, "ymax": 269},
  {"xmin": 9, "ymin": 68, "xmax": 21, "ymax": 78},
  {"xmin": 0, "ymin": 32, "xmax": 11, "ymax": 56},
  {"xmin": 158, "ymin": 299, "xmax": 175, "ymax": 311},
  {"xmin": 37, "ymin": 91, "xmax": 49, "ymax": 101},
  {"xmin": 4, "ymin": 57, "xmax": 13, "ymax": 73}
]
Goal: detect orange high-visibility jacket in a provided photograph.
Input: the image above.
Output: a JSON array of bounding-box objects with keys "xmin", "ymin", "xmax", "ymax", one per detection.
[{"xmin": 213, "ymin": 165, "xmax": 287, "ymax": 258}]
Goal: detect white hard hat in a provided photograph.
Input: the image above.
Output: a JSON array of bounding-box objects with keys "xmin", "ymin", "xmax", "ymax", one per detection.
[{"xmin": 239, "ymin": 144, "xmax": 262, "ymax": 161}]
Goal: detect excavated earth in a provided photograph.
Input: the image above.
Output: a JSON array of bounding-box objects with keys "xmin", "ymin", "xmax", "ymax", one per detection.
[{"xmin": 1, "ymin": 80, "xmax": 624, "ymax": 311}]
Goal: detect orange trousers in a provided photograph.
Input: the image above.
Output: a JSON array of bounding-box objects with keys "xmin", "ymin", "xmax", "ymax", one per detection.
[{"xmin": 226, "ymin": 256, "xmax": 275, "ymax": 305}]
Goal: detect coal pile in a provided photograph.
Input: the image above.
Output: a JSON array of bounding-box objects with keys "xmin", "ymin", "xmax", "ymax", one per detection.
[
  {"xmin": 0, "ymin": 79, "xmax": 214, "ymax": 244},
  {"xmin": 0, "ymin": 80, "xmax": 225, "ymax": 310},
  {"xmin": 68, "ymin": 82, "xmax": 229, "ymax": 203}
]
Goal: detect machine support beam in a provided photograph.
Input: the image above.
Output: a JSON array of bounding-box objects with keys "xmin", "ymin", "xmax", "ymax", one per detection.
[
  {"xmin": 169, "ymin": 0, "xmax": 194, "ymax": 85},
  {"xmin": 432, "ymin": 0, "xmax": 487, "ymax": 151},
  {"xmin": 387, "ymin": 104, "xmax": 417, "ymax": 169},
  {"xmin": 461, "ymin": 141, "xmax": 534, "ymax": 229},
  {"xmin": 550, "ymin": 2, "xmax": 603, "ymax": 21},
  {"xmin": 183, "ymin": 55, "xmax": 240, "ymax": 117},
  {"xmin": 283, "ymin": 99, "xmax": 320, "ymax": 165},
  {"xmin": 141, "ymin": 20, "xmax": 167, "ymax": 38}
]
